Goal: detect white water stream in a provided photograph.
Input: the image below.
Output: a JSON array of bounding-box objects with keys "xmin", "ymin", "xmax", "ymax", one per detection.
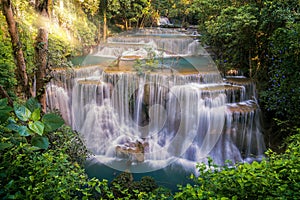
[{"xmin": 46, "ymin": 28, "xmax": 265, "ymax": 173}]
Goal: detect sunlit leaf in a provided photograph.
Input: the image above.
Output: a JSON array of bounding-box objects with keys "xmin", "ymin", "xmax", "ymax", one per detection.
[
  {"xmin": 28, "ymin": 121, "xmax": 44, "ymax": 136},
  {"xmin": 30, "ymin": 108, "xmax": 41, "ymax": 121},
  {"xmin": 14, "ymin": 105, "xmax": 31, "ymax": 122}
]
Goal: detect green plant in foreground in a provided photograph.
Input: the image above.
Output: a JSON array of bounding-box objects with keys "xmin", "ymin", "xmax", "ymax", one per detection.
[
  {"xmin": 174, "ymin": 132, "xmax": 300, "ymax": 200},
  {"xmin": 0, "ymin": 98, "xmax": 64, "ymax": 150},
  {"xmin": 0, "ymin": 97, "xmax": 114, "ymax": 199}
]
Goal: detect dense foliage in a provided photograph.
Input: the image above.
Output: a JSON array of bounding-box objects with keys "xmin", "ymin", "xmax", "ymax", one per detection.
[
  {"xmin": 0, "ymin": 98, "xmax": 113, "ymax": 199},
  {"xmin": 1, "ymin": 0, "xmax": 300, "ymax": 199},
  {"xmin": 1, "ymin": 95, "xmax": 300, "ymax": 199},
  {"xmin": 0, "ymin": 0, "xmax": 98, "ymax": 96},
  {"xmin": 175, "ymin": 132, "xmax": 300, "ymax": 199},
  {"xmin": 260, "ymin": 23, "xmax": 300, "ymax": 130}
]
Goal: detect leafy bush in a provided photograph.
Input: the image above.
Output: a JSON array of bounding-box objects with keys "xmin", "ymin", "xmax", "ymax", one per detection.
[
  {"xmin": 174, "ymin": 132, "xmax": 300, "ymax": 199},
  {"xmin": 109, "ymin": 172, "xmax": 173, "ymax": 199},
  {"xmin": 48, "ymin": 125, "xmax": 91, "ymax": 167},
  {"xmin": 0, "ymin": 98, "xmax": 114, "ymax": 199},
  {"xmin": 1, "ymin": 98, "xmax": 65, "ymax": 150},
  {"xmin": 260, "ymin": 23, "xmax": 300, "ymax": 129},
  {"xmin": 110, "ymin": 172, "xmax": 157, "ymax": 199}
]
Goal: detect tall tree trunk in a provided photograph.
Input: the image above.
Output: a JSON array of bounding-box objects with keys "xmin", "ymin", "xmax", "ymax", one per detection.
[
  {"xmin": 97, "ymin": 22, "xmax": 101, "ymax": 44},
  {"xmin": 125, "ymin": 19, "xmax": 128, "ymax": 30},
  {"xmin": 103, "ymin": 0, "xmax": 107, "ymax": 42},
  {"xmin": 249, "ymin": 50, "xmax": 252, "ymax": 78},
  {"xmin": 2, "ymin": 0, "xmax": 31, "ymax": 99},
  {"xmin": 103, "ymin": 9, "xmax": 107, "ymax": 42},
  {"xmin": 35, "ymin": 0, "xmax": 50, "ymax": 112}
]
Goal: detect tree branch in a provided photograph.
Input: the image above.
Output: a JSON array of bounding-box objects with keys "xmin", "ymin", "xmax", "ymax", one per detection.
[{"xmin": 0, "ymin": 85, "xmax": 13, "ymax": 107}]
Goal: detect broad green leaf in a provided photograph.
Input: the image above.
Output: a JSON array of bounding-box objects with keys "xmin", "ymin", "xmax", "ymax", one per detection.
[
  {"xmin": 14, "ymin": 105, "xmax": 31, "ymax": 122},
  {"xmin": 17, "ymin": 126, "xmax": 32, "ymax": 136},
  {"xmin": 28, "ymin": 121, "xmax": 44, "ymax": 136},
  {"xmin": 30, "ymin": 108, "xmax": 41, "ymax": 121},
  {"xmin": 31, "ymin": 136, "xmax": 49, "ymax": 149},
  {"xmin": 25, "ymin": 98, "xmax": 41, "ymax": 112},
  {"xmin": 0, "ymin": 98, "xmax": 13, "ymax": 123},
  {"xmin": 42, "ymin": 113, "xmax": 64, "ymax": 132},
  {"xmin": 6, "ymin": 123, "xmax": 31, "ymax": 136}
]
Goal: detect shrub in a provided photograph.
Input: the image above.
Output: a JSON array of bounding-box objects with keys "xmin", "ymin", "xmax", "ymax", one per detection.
[
  {"xmin": 109, "ymin": 172, "xmax": 173, "ymax": 200},
  {"xmin": 174, "ymin": 132, "xmax": 300, "ymax": 199},
  {"xmin": 0, "ymin": 98, "xmax": 113, "ymax": 199}
]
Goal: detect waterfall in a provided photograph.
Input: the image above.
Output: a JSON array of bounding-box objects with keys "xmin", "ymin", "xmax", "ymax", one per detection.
[{"xmin": 46, "ymin": 28, "xmax": 266, "ymax": 173}]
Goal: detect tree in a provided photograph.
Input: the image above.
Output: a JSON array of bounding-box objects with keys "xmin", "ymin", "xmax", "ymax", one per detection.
[
  {"xmin": 1, "ymin": 0, "xmax": 31, "ymax": 98},
  {"xmin": 107, "ymin": 0, "xmax": 151, "ymax": 30},
  {"xmin": 204, "ymin": 5, "xmax": 259, "ymax": 76},
  {"xmin": 260, "ymin": 23, "xmax": 300, "ymax": 131},
  {"xmin": 101, "ymin": 0, "xmax": 108, "ymax": 41},
  {"xmin": 34, "ymin": 0, "xmax": 50, "ymax": 112}
]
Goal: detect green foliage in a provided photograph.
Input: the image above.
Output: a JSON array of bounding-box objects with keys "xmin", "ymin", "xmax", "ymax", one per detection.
[
  {"xmin": 260, "ymin": 23, "xmax": 300, "ymax": 127},
  {"xmin": 109, "ymin": 172, "xmax": 173, "ymax": 199},
  {"xmin": 0, "ymin": 139, "xmax": 113, "ymax": 199},
  {"xmin": 0, "ymin": 13, "xmax": 17, "ymax": 97},
  {"xmin": 193, "ymin": 0, "xmax": 299, "ymax": 76},
  {"xmin": 2, "ymin": 98, "xmax": 64, "ymax": 149},
  {"xmin": 0, "ymin": 99, "xmax": 13, "ymax": 123},
  {"xmin": 136, "ymin": 187, "xmax": 174, "ymax": 200},
  {"xmin": 76, "ymin": 0, "xmax": 100, "ymax": 16},
  {"xmin": 47, "ymin": 34, "xmax": 75, "ymax": 69},
  {"xmin": 46, "ymin": 0, "xmax": 98, "ymax": 68},
  {"xmin": 175, "ymin": 133, "xmax": 300, "ymax": 199},
  {"xmin": 108, "ymin": 0, "xmax": 152, "ymax": 29},
  {"xmin": 133, "ymin": 48, "xmax": 159, "ymax": 76},
  {"xmin": 0, "ymin": 97, "xmax": 114, "ymax": 199},
  {"xmin": 48, "ymin": 125, "xmax": 91, "ymax": 167},
  {"xmin": 204, "ymin": 4, "xmax": 259, "ymax": 75}
]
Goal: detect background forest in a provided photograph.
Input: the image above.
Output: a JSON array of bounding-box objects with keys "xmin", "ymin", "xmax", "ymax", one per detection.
[{"xmin": 0, "ymin": 0, "xmax": 299, "ymax": 199}]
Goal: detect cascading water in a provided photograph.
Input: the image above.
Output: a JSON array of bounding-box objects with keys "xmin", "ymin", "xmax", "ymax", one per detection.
[{"xmin": 46, "ymin": 28, "xmax": 266, "ymax": 182}]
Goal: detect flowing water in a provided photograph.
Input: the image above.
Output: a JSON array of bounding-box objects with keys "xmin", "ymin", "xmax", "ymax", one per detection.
[{"xmin": 46, "ymin": 28, "xmax": 266, "ymax": 187}]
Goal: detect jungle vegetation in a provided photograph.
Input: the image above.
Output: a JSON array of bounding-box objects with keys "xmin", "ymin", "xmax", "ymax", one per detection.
[{"xmin": 0, "ymin": 0, "xmax": 299, "ymax": 199}]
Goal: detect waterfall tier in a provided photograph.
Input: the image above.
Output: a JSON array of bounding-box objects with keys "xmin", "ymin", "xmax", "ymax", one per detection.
[{"xmin": 47, "ymin": 28, "xmax": 265, "ymax": 173}]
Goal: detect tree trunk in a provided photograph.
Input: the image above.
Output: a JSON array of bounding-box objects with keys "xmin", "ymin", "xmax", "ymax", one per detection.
[
  {"xmin": 99, "ymin": 0, "xmax": 107, "ymax": 42},
  {"xmin": 0, "ymin": 85, "xmax": 13, "ymax": 107},
  {"xmin": 2, "ymin": 0, "xmax": 31, "ymax": 99},
  {"xmin": 102, "ymin": 0, "xmax": 107, "ymax": 42},
  {"xmin": 35, "ymin": 0, "xmax": 50, "ymax": 112},
  {"xmin": 125, "ymin": 19, "xmax": 128, "ymax": 30},
  {"xmin": 103, "ymin": 9, "xmax": 107, "ymax": 42},
  {"xmin": 97, "ymin": 22, "xmax": 101, "ymax": 44},
  {"xmin": 249, "ymin": 50, "xmax": 252, "ymax": 78}
]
